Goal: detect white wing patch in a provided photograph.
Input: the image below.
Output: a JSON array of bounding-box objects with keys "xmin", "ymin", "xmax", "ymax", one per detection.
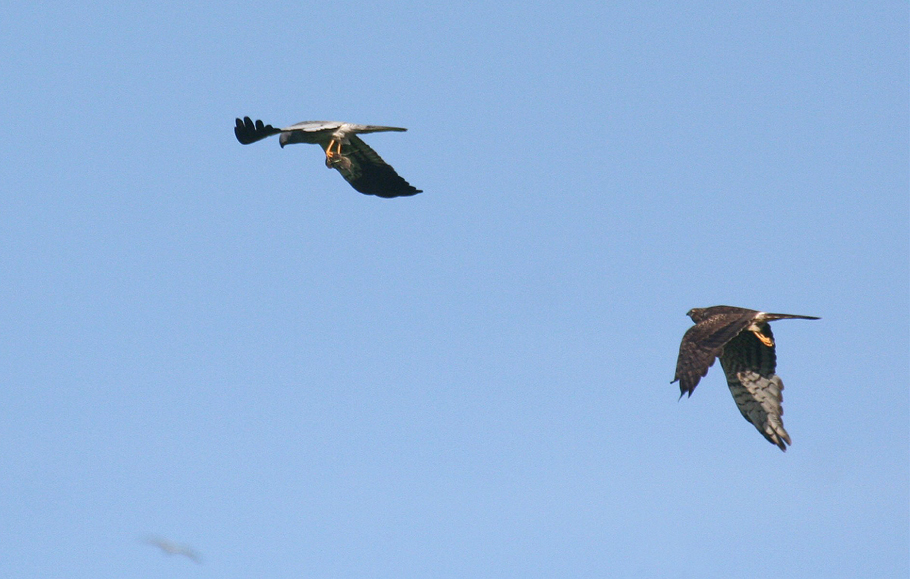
[{"xmin": 281, "ymin": 120, "xmax": 344, "ymax": 132}]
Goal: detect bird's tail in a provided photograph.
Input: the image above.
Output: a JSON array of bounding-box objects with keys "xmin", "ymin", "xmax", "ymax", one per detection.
[{"xmin": 762, "ymin": 313, "xmax": 821, "ymax": 322}]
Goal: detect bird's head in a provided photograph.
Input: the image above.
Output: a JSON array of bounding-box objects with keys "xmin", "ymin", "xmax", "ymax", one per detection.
[
  {"xmin": 686, "ymin": 308, "xmax": 706, "ymax": 322},
  {"xmin": 278, "ymin": 132, "xmax": 290, "ymax": 148}
]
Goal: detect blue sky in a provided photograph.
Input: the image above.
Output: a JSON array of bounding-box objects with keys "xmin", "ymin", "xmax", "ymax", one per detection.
[{"xmin": 1, "ymin": 1, "xmax": 907, "ymax": 577}]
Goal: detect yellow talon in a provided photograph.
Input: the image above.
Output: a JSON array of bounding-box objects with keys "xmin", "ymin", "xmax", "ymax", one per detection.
[
  {"xmin": 753, "ymin": 330, "xmax": 775, "ymax": 348},
  {"xmin": 325, "ymin": 139, "xmax": 341, "ymax": 166}
]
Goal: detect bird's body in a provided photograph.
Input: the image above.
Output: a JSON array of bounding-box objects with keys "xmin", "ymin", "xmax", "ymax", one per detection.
[
  {"xmin": 143, "ymin": 536, "xmax": 202, "ymax": 563},
  {"xmin": 234, "ymin": 117, "xmax": 421, "ymax": 198},
  {"xmin": 673, "ymin": 305, "xmax": 819, "ymax": 451}
]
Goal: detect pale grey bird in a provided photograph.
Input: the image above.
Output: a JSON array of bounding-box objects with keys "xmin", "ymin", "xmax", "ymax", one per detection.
[
  {"xmin": 234, "ymin": 116, "xmax": 421, "ymax": 198},
  {"xmin": 143, "ymin": 536, "xmax": 202, "ymax": 564},
  {"xmin": 673, "ymin": 305, "xmax": 819, "ymax": 451}
]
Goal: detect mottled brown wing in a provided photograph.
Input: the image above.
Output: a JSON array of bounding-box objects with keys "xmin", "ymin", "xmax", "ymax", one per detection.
[
  {"xmin": 673, "ymin": 311, "xmax": 756, "ymax": 396},
  {"xmin": 330, "ymin": 135, "xmax": 421, "ymax": 198},
  {"xmin": 718, "ymin": 325, "xmax": 791, "ymax": 451}
]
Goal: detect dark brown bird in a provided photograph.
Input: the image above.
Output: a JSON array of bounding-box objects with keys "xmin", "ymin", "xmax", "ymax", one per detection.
[
  {"xmin": 234, "ymin": 117, "xmax": 421, "ymax": 198},
  {"xmin": 142, "ymin": 536, "xmax": 202, "ymax": 563},
  {"xmin": 673, "ymin": 305, "xmax": 819, "ymax": 451}
]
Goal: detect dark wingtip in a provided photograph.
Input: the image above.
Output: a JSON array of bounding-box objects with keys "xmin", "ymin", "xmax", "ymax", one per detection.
[
  {"xmin": 349, "ymin": 170, "xmax": 422, "ymax": 198},
  {"xmin": 234, "ymin": 116, "xmax": 280, "ymax": 145},
  {"xmin": 674, "ymin": 378, "xmax": 694, "ymax": 400}
]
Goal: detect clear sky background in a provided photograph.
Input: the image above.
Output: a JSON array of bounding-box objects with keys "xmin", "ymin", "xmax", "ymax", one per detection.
[{"xmin": 1, "ymin": 2, "xmax": 907, "ymax": 577}]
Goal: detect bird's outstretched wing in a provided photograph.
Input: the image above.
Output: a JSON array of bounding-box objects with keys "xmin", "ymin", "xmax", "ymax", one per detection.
[
  {"xmin": 718, "ymin": 325, "xmax": 791, "ymax": 451},
  {"xmin": 234, "ymin": 117, "xmax": 282, "ymax": 144},
  {"xmin": 327, "ymin": 135, "xmax": 422, "ymax": 198},
  {"xmin": 673, "ymin": 310, "xmax": 755, "ymax": 396}
]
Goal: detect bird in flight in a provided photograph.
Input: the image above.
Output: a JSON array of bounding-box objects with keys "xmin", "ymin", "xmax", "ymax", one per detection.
[
  {"xmin": 234, "ymin": 116, "xmax": 421, "ymax": 198},
  {"xmin": 672, "ymin": 305, "xmax": 819, "ymax": 451},
  {"xmin": 142, "ymin": 536, "xmax": 202, "ymax": 564}
]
